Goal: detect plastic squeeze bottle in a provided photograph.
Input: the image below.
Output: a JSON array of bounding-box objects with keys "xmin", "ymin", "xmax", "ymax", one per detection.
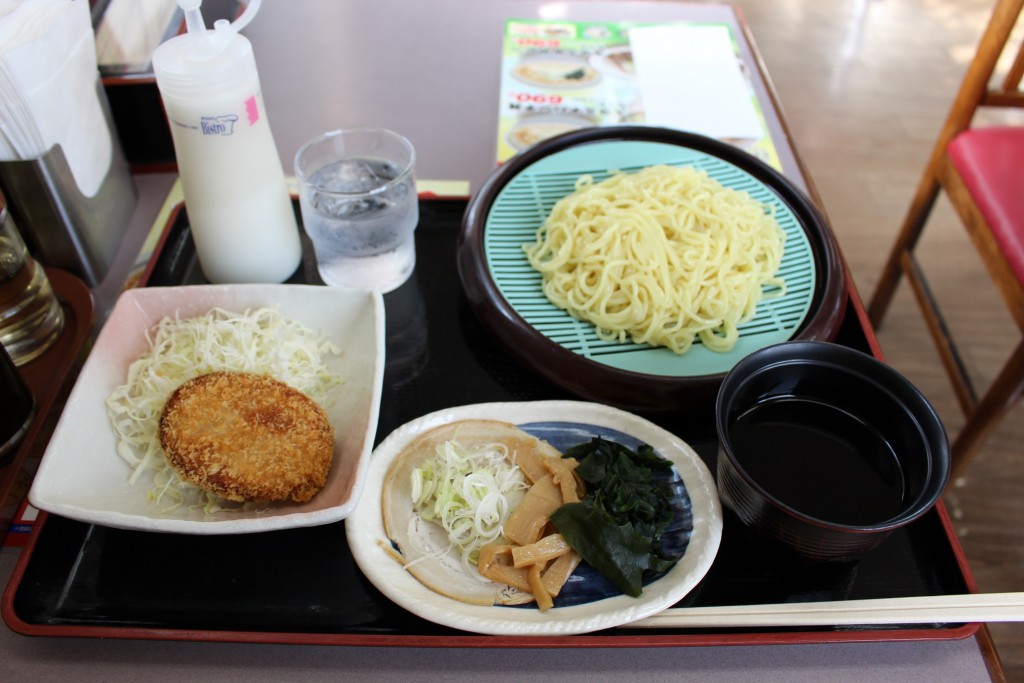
[{"xmin": 151, "ymin": 0, "xmax": 301, "ymax": 283}]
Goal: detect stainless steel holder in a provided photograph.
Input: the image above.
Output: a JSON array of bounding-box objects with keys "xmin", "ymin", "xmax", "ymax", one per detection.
[{"xmin": 0, "ymin": 80, "xmax": 137, "ymax": 287}]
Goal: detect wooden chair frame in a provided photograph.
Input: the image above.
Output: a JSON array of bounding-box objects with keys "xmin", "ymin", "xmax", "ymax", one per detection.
[{"xmin": 867, "ymin": 0, "xmax": 1024, "ymax": 479}]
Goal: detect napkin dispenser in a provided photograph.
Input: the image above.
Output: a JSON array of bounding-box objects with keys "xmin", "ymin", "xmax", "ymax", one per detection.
[{"xmin": 0, "ymin": 80, "xmax": 136, "ymax": 288}]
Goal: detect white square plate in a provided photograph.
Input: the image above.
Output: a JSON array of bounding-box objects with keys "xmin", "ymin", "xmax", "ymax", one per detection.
[{"xmin": 29, "ymin": 284, "xmax": 385, "ymax": 534}]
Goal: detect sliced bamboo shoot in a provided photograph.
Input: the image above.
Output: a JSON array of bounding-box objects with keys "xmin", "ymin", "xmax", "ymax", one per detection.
[
  {"xmin": 503, "ymin": 474, "xmax": 563, "ymax": 545},
  {"xmin": 511, "ymin": 533, "xmax": 571, "ymax": 568}
]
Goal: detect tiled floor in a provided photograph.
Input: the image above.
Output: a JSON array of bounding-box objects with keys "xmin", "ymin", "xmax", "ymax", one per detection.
[{"xmin": 710, "ymin": 0, "xmax": 1023, "ymax": 677}]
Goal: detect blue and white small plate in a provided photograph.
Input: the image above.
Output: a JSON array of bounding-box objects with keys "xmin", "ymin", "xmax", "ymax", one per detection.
[{"xmin": 345, "ymin": 400, "xmax": 722, "ymax": 636}]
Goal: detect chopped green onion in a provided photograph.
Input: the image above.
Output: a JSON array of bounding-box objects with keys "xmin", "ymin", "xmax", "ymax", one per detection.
[{"xmin": 410, "ymin": 440, "xmax": 528, "ymax": 575}]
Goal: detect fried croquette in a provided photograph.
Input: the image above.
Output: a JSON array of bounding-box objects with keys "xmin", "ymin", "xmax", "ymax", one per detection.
[{"xmin": 158, "ymin": 372, "xmax": 334, "ymax": 503}]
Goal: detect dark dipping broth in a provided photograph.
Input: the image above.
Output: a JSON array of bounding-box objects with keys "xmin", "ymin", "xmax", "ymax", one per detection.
[{"xmin": 728, "ymin": 396, "xmax": 906, "ymax": 526}]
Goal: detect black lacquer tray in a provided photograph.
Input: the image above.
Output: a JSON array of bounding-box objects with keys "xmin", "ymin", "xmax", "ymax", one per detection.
[{"xmin": 2, "ymin": 198, "xmax": 978, "ymax": 647}]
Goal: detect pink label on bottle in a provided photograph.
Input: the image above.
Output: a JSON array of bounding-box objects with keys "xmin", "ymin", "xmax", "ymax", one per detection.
[{"xmin": 245, "ymin": 95, "xmax": 260, "ymax": 126}]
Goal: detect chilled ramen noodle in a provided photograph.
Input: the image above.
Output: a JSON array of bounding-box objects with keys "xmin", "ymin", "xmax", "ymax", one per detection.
[{"xmin": 523, "ymin": 165, "xmax": 786, "ymax": 354}]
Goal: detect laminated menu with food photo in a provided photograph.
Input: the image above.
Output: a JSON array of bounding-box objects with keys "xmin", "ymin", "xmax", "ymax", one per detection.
[{"xmin": 496, "ymin": 19, "xmax": 782, "ymax": 169}]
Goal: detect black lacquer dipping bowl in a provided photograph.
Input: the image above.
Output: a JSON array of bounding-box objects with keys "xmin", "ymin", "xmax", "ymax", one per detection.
[{"xmin": 715, "ymin": 341, "xmax": 951, "ymax": 561}]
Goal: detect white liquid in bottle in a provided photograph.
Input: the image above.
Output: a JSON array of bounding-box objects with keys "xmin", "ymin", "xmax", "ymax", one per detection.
[{"xmin": 152, "ymin": 3, "xmax": 300, "ymax": 283}]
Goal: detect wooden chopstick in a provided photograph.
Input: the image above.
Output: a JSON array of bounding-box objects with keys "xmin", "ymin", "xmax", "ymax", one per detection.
[{"xmin": 625, "ymin": 592, "xmax": 1024, "ymax": 628}]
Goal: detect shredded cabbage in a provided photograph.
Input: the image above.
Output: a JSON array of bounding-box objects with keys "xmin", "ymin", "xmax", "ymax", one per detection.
[
  {"xmin": 410, "ymin": 440, "xmax": 529, "ymax": 575},
  {"xmin": 105, "ymin": 307, "xmax": 343, "ymax": 513}
]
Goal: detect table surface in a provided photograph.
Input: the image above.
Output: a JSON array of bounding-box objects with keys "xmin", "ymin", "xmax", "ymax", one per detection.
[
  {"xmin": 0, "ymin": 1, "xmax": 1001, "ymax": 680},
  {"xmin": 251, "ymin": 0, "xmax": 809, "ymax": 196}
]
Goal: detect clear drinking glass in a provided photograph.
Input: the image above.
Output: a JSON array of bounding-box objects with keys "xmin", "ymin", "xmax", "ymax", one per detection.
[
  {"xmin": 0, "ymin": 204, "xmax": 64, "ymax": 365},
  {"xmin": 294, "ymin": 128, "xmax": 418, "ymax": 293}
]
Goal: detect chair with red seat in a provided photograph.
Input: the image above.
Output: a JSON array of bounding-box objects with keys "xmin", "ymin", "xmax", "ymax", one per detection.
[{"xmin": 868, "ymin": 0, "xmax": 1024, "ymax": 479}]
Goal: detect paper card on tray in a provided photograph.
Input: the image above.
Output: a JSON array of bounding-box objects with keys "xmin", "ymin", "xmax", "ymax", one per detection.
[
  {"xmin": 630, "ymin": 24, "xmax": 763, "ymax": 140},
  {"xmin": 494, "ymin": 19, "xmax": 780, "ymax": 169}
]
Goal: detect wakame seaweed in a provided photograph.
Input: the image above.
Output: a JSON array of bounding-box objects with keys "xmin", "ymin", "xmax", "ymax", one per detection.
[{"xmin": 549, "ymin": 437, "xmax": 681, "ymax": 597}]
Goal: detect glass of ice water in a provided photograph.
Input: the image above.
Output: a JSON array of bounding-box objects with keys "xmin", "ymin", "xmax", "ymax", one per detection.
[{"xmin": 294, "ymin": 128, "xmax": 418, "ymax": 292}]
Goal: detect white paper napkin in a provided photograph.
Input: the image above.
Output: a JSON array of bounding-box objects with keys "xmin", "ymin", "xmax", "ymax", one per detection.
[
  {"xmin": 0, "ymin": 0, "xmax": 112, "ymax": 197},
  {"xmin": 630, "ymin": 24, "xmax": 763, "ymax": 140}
]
